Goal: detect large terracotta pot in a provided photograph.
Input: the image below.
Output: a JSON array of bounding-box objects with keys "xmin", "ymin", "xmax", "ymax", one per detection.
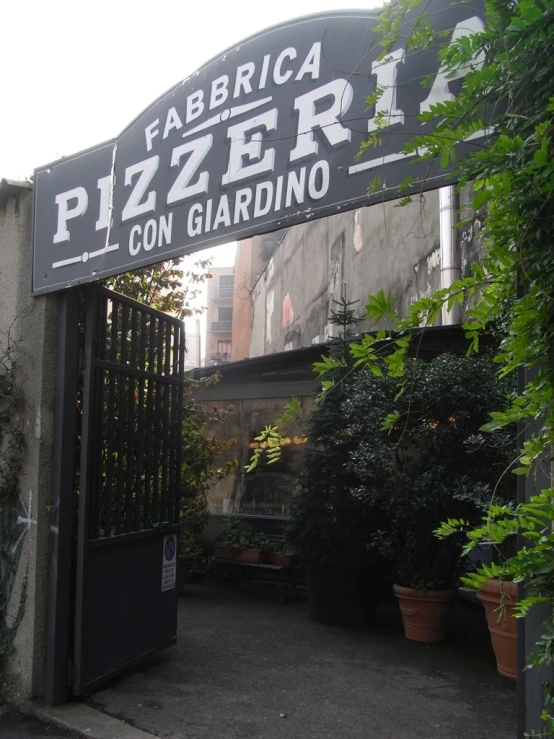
[
  {"xmin": 477, "ymin": 578, "xmax": 517, "ymax": 681},
  {"xmin": 394, "ymin": 584, "xmax": 457, "ymax": 643}
]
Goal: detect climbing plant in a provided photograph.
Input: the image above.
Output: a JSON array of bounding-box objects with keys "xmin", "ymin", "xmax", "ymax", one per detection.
[
  {"xmin": 341, "ymin": 1, "xmax": 554, "ymax": 735},
  {"xmin": 0, "ymin": 341, "xmax": 25, "ymax": 670},
  {"xmin": 248, "ymin": 0, "xmax": 554, "ymax": 732}
]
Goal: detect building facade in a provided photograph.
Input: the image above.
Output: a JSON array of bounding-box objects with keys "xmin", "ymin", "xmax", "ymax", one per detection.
[
  {"xmin": 205, "ymin": 267, "xmax": 235, "ymax": 366},
  {"xmin": 242, "ymin": 189, "xmax": 481, "ymax": 358},
  {"xmin": 231, "ymin": 230, "xmax": 285, "ymax": 362}
]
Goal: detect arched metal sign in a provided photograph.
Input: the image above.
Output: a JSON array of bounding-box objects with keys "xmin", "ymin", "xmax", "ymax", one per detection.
[{"xmin": 32, "ymin": 0, "xmax": 485, "ymax": 295}]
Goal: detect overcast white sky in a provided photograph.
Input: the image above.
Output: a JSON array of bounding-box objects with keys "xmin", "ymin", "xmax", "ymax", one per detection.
[{"xmin": 1, "ymin": 0, "xmax": 382, "ymax": 352}]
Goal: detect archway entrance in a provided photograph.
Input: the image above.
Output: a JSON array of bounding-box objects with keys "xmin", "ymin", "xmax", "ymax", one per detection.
[{"xmin": 36, "ymin": 0, "xmax": 499, "ymax": 710}]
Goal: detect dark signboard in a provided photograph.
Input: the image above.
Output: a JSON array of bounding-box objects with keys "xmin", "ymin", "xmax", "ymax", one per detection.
[{"xmin": 32, "ymin": 1, "xmax": 485, "ymax": 295}]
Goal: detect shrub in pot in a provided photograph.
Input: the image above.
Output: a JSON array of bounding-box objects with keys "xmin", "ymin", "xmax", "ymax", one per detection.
[
  {"xmin": 216, "ymin": 516, "xmax": 270, "ymax": 563},
  {"xmin": 344, "ymin": 353, "xmax": 517, "ymax": 642},
  {"xmin": 285, "ymin": 299, "xmax": 394, "ymax": 626}
]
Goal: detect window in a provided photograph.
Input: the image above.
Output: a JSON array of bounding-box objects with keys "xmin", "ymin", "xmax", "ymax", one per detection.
[
  {"xmin": 218, "ymin": 274, "xmax": 234, "ymax": 298},
  {"xmin": 217, "ymin": 341, "xmax": 232, "ymax": 353},
  {"xmin": 218, "ymin": 307, "xmax": 233, "ymax": 322}
]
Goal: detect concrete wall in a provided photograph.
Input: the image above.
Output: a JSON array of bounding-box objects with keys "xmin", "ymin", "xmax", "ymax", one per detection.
[
  {"xmin": 249, "ymin": 191, "xmax": 481, "ymax": 356},
  {"xmin": 0, "ymin": 184, "xmax": 58, "ymax": 697}
]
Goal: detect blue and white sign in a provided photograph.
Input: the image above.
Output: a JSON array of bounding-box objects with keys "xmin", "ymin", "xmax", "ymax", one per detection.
[{"xmin": 162, "ymin": 534, "xmax": 177, "ymax": 592}]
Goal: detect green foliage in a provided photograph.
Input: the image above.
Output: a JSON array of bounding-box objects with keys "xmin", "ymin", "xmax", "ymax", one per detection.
[
  {"xmin": 105, "ymin": 256, "xmax": 212, "ymax": 319},
  {"xmin": 0, "ymin": 345, "xmax": 25, "ymax": 668},
  {"xmin": 179, "ymin": 376, "xmax": 238, "ymax": 554},
  {"xmin": 220, "ymin": 516, "xmax": 271, "ymax": 551},
  {"xmin": 284, "ymin": 298, "xmax": 391, "ymax": 572},
  {"xmin": 344, "ymin": 354, "xmax": 516, "ymax": 590},
  {"xmin": 361, "ymin": 0, "xmax": 554, "ymax": 731}
]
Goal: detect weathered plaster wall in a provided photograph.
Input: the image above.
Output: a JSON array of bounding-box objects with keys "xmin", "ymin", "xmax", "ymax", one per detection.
[
  {"xmin": 0, "ymin": 186, "xmax": 57, "ymax": 697},
  {"xmin": 250, "ymin": 192, "xmax": 444, "ymax": 355}
]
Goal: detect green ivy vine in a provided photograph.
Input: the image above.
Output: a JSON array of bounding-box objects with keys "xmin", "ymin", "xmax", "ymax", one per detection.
[
  {"xmin": 249, "ymin": 1, "xmax": 554, "ymax": 733},
  {"xmin": 0, "ymin": 341, "xmax": 25, "ymax": 672}
]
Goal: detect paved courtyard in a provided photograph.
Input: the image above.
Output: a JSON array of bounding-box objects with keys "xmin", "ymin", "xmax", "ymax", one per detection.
[{"xmin": 87, "ymin": 583, "xmax": 516, "ymax": 739}]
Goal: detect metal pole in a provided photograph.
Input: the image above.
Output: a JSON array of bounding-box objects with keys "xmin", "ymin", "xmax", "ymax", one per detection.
[
  {"xmin": 44, "ymin": 288, "xmax": 79, "ymax": 705},
  {"xmin": 439, "ymin": 186, "xmax": 461, "ymax": 326}
]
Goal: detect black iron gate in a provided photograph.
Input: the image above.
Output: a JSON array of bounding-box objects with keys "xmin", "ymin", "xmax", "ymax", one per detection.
[{"xmin": 72, "ymin": 285, "xmax": 185, "ymax": 695}]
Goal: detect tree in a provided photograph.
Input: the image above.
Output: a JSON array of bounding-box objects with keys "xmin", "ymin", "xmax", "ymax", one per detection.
[{"xmin": 106, "ymin": 256, "xmax": 212, "ymax": 318}]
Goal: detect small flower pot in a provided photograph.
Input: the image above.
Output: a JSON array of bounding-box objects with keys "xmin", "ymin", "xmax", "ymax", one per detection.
[
  {"xmin": 394, "ymin": 584, "xmax": 457, "ymax": 643},
  {"xmin": 477, "ymin": 578, "xmax": 517, "ymax": 681},
  {"xmin": 267, "ymin": 552, "xmax": 298, "ymax": 568},
  {"xmin": 239, "ymin": 548, "xmax": 266, "ymax": 564}
]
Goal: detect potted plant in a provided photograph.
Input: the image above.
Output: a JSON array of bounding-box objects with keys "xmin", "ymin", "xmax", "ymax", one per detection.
[
  {"xmin": 344, "ymin": 353, "xmax": 517, "ymax": 643},
  {"xmin": 266, "ymin": 540, "xmax": 299, "ymax": 568},
  {"xmin": 215, "ymin": 516, "xmax": 268, "ymax": 563},
  {"xmin": 284, "ymin": 298, "xmax": 393, "ymax": 626},
  {"xmin": 477, "ymin": 577, "xmax": 517, "ymax": 680}
]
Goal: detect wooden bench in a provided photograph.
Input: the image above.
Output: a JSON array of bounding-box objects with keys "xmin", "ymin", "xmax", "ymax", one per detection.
[{"xmin": 215, "ymin": 557, "xmax": 300, "ymax": 604}]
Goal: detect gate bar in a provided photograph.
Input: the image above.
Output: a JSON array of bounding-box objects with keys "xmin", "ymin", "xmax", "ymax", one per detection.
[{"xmin": 45, "ymin": 289, "xmax": 80, "ymax": 705}]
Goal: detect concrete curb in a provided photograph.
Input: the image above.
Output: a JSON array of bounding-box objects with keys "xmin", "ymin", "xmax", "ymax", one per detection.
[{"xmin": 28, "ymin": 702, "xmax": 162, "ymax": 739}]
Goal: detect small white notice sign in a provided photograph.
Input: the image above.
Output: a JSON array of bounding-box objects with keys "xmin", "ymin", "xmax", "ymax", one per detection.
[{"xmin": 162, "ymin": 534, "xmax": 177, "ymax": 592}]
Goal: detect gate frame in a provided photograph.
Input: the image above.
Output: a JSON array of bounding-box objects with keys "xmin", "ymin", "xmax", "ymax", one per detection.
[{"xmin": 45, "ymin": 289, "xmax": 80, "ymax": 705}]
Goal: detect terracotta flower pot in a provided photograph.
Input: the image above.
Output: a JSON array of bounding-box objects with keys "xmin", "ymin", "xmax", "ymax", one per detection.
[
  {"xmin": 239, "ymin": 548, "xmax": 266, "ymax": 564},
  {"xmin": 394, "ymin": 584, "xmax": 457, "ymax": 643},
  {"xmin": 477, "ymin": 578, "xmax": 517, "ymax": 681}
]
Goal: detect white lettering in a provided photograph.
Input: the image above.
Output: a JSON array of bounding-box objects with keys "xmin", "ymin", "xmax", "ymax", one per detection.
[
  {"xmin": 167, "ymin": 134, "xmax": 213, "ymax": 205},
  {"xmin": 213, "ymin": 195, "xmax": 231, "ymax": 229},
  {"xmin": 186, "ymin": 90, "xmax": 204, "ymax": 123},
  {"xmin": 420, "ymin": 16, "xmax": 486, "ymax": 114},
  {"xmin": 187, "ymin": 203, "xmax": 203, "ymax": 236},
  {"xmin": 163, "ymin": 107, "xmax": 183, "ymax": 139},
  {"xmin": 308, "ymin": 160, "xmax": 330, "ymax": 199},
  {"xmin": 53, "ymin": 187, "xmax": 88, "ymax": 244},
  {"xmin": 158, "ymin": 213, "xmax": 173, "ymax": 246},
  {"xmin": 205, "ymin": 199, "xmax": 213, "ymax": 232},
  {"xmin": 129, "ymin": 225, "xmax": 141, "ymax": 256},
  {"xmin": 296, "ymin": 42, "xmax": 321, "ymax": 81},
  {"xmin": 210, "ymin": 75, "xmax": 229, "ymax": 109},
  {"xmin": 234, "ymin": 188, "xmax": 252, "ymax": 223},
  {"xmin": 273, "ymin": 47, "xmax": 297, "ymax": 85},
  {"xmin": 95, "ymin": 176, "xmax": 111, "ymax": 232},
  {"xmin": 145, "ymin": 120, "xmax": 159, "ymax": 152},
  {"xmin": 290, "ymin": 80, "xmax": 353, "ymax": 163},
  {"xmin": 121, "ymin": 156, "xmax": 159, "ymax": 223},
  {"xmin": 222, "ymin": 109, "xmax": 278, "ymax": 186},
  {"xmin": 259, "ymin": 54, "xmax": 271, "ymax": 90},
  {"xmin": 138, "ymin": 221, "xmax": 154, "ymax": 251},
  {"xmin": 274, "ymin": 175, "xmax": 284, "ymax": 211},
  {"xmin": 285, "ymin": 168, "xmax": 306, "ymax": 208},
  {"xmin": 254, "ymin": 181, "xmax": 273, "ymax": 218},
  {"xmin": 234, "ymin": 62, "xmax": 255, "ymax": 98},
  {"xmin": 143, "ymin": 219, "xmax": 157, "ymax": 251},
  {"xmin": 368, "ymin": 48, "xmax": 405, "ymax": 133}
]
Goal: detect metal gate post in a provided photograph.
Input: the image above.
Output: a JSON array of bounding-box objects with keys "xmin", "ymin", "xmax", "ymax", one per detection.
[{"xmin": 45, "ymin": 288, "xmax": 80, "ymax": 705}]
